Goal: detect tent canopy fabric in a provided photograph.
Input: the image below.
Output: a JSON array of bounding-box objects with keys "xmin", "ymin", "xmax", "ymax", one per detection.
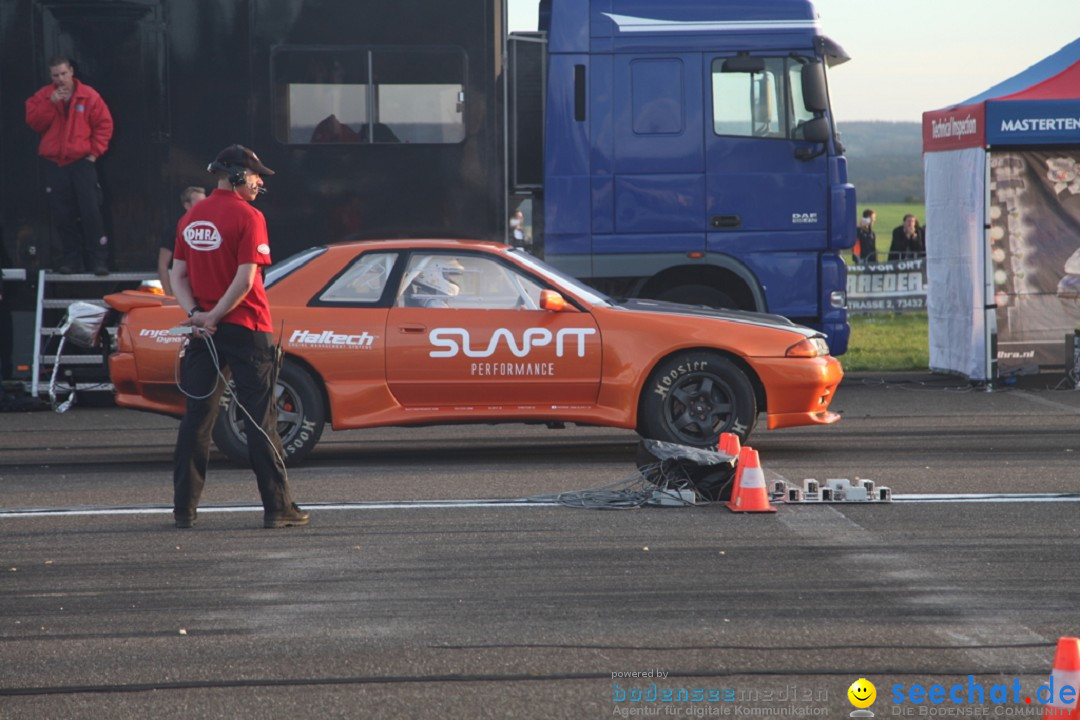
[
  {"xmin": 961, "ymin": 37, "xmax": 1080, "ymax": 104},
  {"xmin": 922, "ymin": 37, "xmax": 1080, "ymax": 382},
  {"xmin": 923, "ymin": 38, "xmax": 1080, "ymax": 151}
]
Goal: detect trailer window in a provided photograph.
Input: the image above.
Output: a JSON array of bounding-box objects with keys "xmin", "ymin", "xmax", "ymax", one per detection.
[
  {"xmin": 273, "ymin": 46, "xmax": 466, "ymax": 145},
  {"xmin": 711, "ymin": 57, "xmax": 788, "ymax": 139}
]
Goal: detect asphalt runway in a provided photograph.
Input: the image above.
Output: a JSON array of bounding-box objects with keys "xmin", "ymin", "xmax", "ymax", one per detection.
[{"xmin": 1, "ymin": 372, "xmax": 1078, "ymax": 719}]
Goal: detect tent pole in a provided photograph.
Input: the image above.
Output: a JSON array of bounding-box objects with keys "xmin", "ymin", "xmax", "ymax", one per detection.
[{"xmin": 983, "ymin": 150, "xmax": 996, "ymax": 390}]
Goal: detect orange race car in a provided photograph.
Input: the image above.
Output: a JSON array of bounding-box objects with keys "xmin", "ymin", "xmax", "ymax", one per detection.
[{"xmin": 105, "ymin": 239, "xmax": 842, "ymax": 465}]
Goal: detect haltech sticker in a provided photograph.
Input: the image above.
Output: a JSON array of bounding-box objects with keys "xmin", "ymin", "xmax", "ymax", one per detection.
[{"xmin": 289, "ymin": 329, "xmax": 376, "ymax": 349}]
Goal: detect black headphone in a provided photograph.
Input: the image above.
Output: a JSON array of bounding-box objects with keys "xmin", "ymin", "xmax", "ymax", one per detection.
[{"xmin": 207, "ymin": 160, "xmax": 249, "ymax": 187}]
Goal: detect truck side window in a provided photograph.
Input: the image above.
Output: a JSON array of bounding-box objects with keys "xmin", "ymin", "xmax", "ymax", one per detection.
[
  {"xmin": 787, "ymin": 62, "xmax": 817, "ymax": 140},
  {"xmin": 710, "ymin": 57, "xmax": 787, "ymax": 139},
  {"xmin": 272, "ymin": 46, "xmax": 467, "ymax": 145}
]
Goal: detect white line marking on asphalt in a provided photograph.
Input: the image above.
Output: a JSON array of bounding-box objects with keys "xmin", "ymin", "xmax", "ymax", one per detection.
[
  {"xmin": 1, "ymin": 492, "xmax": 1078, "ymax": 519},
  {"xmin": 776, "ymin": 487, "xmax": 1054, "ymax": 671}
]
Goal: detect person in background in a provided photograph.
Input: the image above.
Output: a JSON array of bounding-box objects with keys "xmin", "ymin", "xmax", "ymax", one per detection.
[
  {"xmin": 889, "ymin": 214, "xmax": 926, "ymax": 261},
  {"xmin": 25, "ymin": 55, "xmax": 113, "ymax": 275},
  {"xmin": 169, "ymin": 144, "xmax": 308, "ymax": 530},
  {"xmin": 158, "ymin": 186, "xmax": 206, "ymax": 295},
  {"xmin": 510, "ymin": 209, "xmax": 527, "ymax": 248},
  {"xmin": 855, "ymin": 208, "xmax": 877, "ymax": 264}
]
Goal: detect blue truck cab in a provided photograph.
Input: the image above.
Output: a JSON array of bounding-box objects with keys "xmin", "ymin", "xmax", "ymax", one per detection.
[{"xmin": 535, "ymin": 0, "xmax": 856, "ymax": 354}]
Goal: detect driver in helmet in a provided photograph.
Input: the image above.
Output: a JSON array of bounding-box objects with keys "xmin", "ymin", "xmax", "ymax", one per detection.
[{"xmin": 405, "ymin": 257, "xmax": 465, "ymax": 308}]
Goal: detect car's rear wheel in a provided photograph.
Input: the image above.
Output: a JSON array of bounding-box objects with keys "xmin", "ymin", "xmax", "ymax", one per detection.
[
  {"xmin": 212, "ymin": 359, "xmax": 325, "ymax": 467},
  {"xmin": 638, "ymin": 351, "xmax": 757, "ymax": 448}
]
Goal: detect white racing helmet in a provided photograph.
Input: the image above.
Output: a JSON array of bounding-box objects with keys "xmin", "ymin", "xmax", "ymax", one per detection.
[{"xmin": 412, "ymin": 257, "xmax": 465, "ymax": 298}]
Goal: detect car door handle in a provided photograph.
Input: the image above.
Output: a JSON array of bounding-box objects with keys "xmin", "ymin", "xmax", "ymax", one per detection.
[
  {"xmin": 711, "ymin": 215, "xmax": 741, "ymax": 229},
  {"xmin": 400, "ymin": 325, "xmax": 426, "ymax": 334}
]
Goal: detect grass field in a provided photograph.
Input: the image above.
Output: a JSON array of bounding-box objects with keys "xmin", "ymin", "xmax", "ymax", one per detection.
[
  {"xmin": 867, "ymin": 202, "xmax": 925, "ymax": 235},
  {"xmin": 844, "ymin": 312, "xmax": 929, "ymax": 372}
]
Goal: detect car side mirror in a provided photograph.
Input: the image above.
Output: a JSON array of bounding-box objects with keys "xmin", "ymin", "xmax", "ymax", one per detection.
[{"xmin": 540, "ymin": 289, "xmax": 568, "ymax": 311}]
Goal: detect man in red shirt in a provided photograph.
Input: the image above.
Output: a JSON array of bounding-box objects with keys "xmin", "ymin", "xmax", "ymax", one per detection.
[
  {"xmin": 169, "ymin": 144, "xmax": 308, "ymax": 529},
  {"xmin": 25, "ymin": 56, "xmax": 113, "ymax": 275}
]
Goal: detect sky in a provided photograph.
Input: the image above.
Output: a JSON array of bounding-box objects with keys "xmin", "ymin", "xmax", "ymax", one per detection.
[{"xmin": 506, "ymin": 0, "xmax": 1080, "ymax": 123}]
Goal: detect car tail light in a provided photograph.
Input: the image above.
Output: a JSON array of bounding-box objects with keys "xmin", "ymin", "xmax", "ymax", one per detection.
[
  {"xmin": 115, "ymin": 318, "xmax": 132, "ymax": 352},
  {"xmin": 785, "ymin": 337, "xmax": 829, "ymax": 358}
]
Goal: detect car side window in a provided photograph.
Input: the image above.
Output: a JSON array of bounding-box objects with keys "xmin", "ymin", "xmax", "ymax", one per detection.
[
  {"xmin": 318, "ymin": 252, "xmax": 398, "ymax": 303},
  {"xmin": 397, "ymin": 253, "xmax": 545, "ymax": 309}
]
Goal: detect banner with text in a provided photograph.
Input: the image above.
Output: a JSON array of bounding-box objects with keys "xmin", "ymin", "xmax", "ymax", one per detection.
[
  {"xmin": 991, "ymin": 149, "xmax": 1080, "ymax": 374},
  {"xmin": 847, "ymin": 258, "xmax": 927, "ymax": 314}
]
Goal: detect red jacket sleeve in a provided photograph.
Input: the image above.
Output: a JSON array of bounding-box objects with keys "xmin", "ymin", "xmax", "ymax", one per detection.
[
  {"xmin": 25, "ymin": 86, "xmax": 60, "ymax": 134},
  {"xmin": 87, "ymin": 90, "xmax": 113, "ymax": 158}
]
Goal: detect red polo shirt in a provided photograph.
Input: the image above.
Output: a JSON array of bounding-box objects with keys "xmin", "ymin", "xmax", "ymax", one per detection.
[{"xmin": 174, "ymin": 189, "xmax": 273, "ymax": 331}]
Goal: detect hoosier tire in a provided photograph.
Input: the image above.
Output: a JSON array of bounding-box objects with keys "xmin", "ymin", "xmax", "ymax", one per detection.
[
  {"xmin": 638, "ymin": 351, "xmax": 757, "ymax": 448},
  {"xmin": 212, "ymin": 359, "xmax": 326, "ymax": 467}
]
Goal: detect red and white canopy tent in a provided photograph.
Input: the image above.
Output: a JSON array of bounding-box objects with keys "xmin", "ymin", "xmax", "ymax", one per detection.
[{"xmin": 922, "ymin": 38, "xmax": 1080, "ymax": 382}]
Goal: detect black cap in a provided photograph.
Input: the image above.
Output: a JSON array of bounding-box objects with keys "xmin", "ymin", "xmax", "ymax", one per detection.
[{"xmin": 208, "ymin": 144, "xmax": 275, "ymax": 176}]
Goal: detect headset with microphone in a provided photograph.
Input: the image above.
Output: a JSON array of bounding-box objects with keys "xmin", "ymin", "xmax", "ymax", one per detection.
[
  {"xmin": 206, "ymin": 144, "xmax": 273, "ymax": 194},
  {"xmin": 206, "ymin": 160, "xmax": 267, "ymax": 194}
]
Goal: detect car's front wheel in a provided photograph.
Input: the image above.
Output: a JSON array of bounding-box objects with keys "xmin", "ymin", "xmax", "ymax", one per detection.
[
  {"xmin": 638, "ymin": 351, "xmax": 757, "ymax": 448},
  {"xmin": 212, "ymin": 359, "xmax": 326, "ymax": 467}
]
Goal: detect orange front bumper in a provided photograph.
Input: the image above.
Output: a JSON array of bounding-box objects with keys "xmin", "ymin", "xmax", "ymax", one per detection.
[{"xmin": 758, "ymin": 354, "xmax": 843, "ymax": 430}]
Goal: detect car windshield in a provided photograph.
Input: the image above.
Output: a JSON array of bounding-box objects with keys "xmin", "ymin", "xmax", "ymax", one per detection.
[
  {"xmin": 265, "ymin": 246, "xmax": 328, "ymax": 288},
  {"xmin": 506, "ymin": 248, "xmax": 611, "ymax": 306}
]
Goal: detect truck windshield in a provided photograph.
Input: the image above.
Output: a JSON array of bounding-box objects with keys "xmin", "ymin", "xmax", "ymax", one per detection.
[{"xmin": 711, "ymin": 56, "xmax": 821, "ymax": 140}]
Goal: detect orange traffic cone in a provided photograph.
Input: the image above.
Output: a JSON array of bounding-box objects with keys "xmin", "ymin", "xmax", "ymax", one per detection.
[
  {"xmin": 726, "ymin": 446, "xmax": 776, "ymax": 513},
  {"xmin": 717, "ymin": 432, "xmax": 741, "ymax": 457},
  {"xmin": 1043, "ymin": 637, "xmax": 1080, "ymax": 720}
]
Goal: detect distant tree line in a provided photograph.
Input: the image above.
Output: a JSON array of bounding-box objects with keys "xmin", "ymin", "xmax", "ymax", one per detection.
[{"xmin": 839, "ymin": 121, "xmax": 924, "ymax": 203}]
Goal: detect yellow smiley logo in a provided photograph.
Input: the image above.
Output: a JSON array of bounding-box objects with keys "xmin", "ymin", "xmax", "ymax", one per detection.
[{"xmin": 848, "ymin": 678, "xmax": 877, "ymax": 709}]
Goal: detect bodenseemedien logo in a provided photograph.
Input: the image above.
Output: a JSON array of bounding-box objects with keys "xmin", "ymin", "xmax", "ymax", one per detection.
[{"xmin": 849, "ymin": 678, "xmax": 877, "ymax": 718}]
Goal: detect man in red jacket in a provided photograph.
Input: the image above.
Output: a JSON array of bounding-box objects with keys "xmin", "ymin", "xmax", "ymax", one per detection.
[{"xmin": 25, "ymin": 56, "xmax": 114, "ymax": 275}]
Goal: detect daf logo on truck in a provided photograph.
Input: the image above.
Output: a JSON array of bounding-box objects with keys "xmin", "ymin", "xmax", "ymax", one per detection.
[
  {"xmin": 429, "ymin": 327, "xmax": 597, "ymax": 358},
  {"xmin": 792, "ymin": 212, "xmax": 819, "ymax": 225}
]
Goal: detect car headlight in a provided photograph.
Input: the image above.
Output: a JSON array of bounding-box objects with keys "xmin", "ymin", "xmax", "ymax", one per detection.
[{"xmin": 785, "ymin": 337, "xmax": 830, "ymax": 358}]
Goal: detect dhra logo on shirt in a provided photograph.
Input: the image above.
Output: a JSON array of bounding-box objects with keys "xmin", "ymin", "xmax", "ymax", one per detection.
[{"xmin": 183, "ymin": 220, "xmax": 223, "ymax": 251}]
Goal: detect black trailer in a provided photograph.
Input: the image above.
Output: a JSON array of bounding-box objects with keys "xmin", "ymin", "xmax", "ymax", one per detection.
[
  {"xmin": 1, "ymin": 0, "xmax": 517, "ymax": 387},
  {"xmin": 2, "ymin": 0, "xmax": 508, "ymax": 271}
]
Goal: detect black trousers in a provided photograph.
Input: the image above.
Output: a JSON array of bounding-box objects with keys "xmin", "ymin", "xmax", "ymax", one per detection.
[
  {"xmin": 173, "ymin": 323, "xmax": 294, "ymax": 516},
  {"xmin": 42, "ymin": 158, "xmax": 108, "ymax": 270}
]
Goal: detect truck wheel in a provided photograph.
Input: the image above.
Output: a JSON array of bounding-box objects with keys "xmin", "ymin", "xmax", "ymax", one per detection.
[
  {"xmin": 656, "ymin": 284, "xmax": 736, "ymax": 309},
  {"xmin": 212, "ymin": 360, "xmax": 326, "ymax": 467},
  {"xmin": 638, "ymin": 351, "xmax": 757, "ymax": 448}
]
